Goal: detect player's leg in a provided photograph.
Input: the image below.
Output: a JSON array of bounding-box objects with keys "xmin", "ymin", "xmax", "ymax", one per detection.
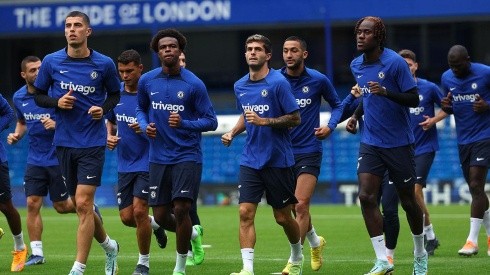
[{"xmin": 380, "ymin": 173, "xmax": 399, "ymax": 265}]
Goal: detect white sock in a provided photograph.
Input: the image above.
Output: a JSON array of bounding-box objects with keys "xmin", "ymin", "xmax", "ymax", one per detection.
[
  {"xmin": 187, "ymin": 250, "xmax": 193, "ymax": 257},
  {"xmin": 413, "ymin": 233, "xmax": 425, "ymax": 257},
  {"xmin": 30, "ymin": 241, "xmax": 43, "ymax": 257},
  {"xmin": 483, "ymin": 209, "xmax": 490, "ymax": 236},
  {"xmin": 137, "ymin": 253, "xmax": 150, "ymax": 267},
  {"xmin": 72, "ymin": 261, "xmax": 86, "ymax": 274},
  {"xmin": 149, "ymin": 215, "xmax": 160, "ymax": 230},
  {"xmin": 99, "ymin": 236, "xmax": 117, "ymax": 252},
  {"xmin": 468, "ymin": 218, "xmax": 482, "ymax": 244},
  {"xmin": 13, "ymin": 232, "xmax": 25, "ymax": 251},
  {"xmin": 370, "ymin": 235, "xmax": 387, "ymax": 261},
  {"xmin": 386, "ymin": 248, "xmax": 395, "ymax": 258},
  {"xmin": 173, "ymin": 252, "xmax": 186, "ymax": 273},
  {"xmin": 306, "ymin": 226, "xmax": 321, "ymax": 248},
  {"xmin": 289, "ymin": 240, "xmax": 303, "ymax": 263},
  {"xmin": 241, "ymin": 248, "xmax": 254, "ymax": 273},
  {"xmin": 424, "ymin": 224, "xmax": 436, "ymax": 240}
]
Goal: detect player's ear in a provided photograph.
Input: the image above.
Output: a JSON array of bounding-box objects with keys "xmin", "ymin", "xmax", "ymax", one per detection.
[{"xmin": 86, "ymin": 27, "xmax": 92, "ymax": 37}]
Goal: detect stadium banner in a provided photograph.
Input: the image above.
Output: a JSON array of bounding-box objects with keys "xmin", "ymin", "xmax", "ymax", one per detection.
[{"xmin": 1, "ymin": 0, "xmax": 490, "ymax": 36}]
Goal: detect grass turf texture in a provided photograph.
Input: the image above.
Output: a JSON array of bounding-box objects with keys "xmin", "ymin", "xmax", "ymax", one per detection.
[{"xmin": 0, "ymin": 204, "xmax": 488, "ymax": 274}]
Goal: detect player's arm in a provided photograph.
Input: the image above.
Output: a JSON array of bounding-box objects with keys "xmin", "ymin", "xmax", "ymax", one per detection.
[
  {"xmin": 7, "ymin": 120, "xmax": 27, "ymax": 145},
  {"xmin": 369, "ymin": 81, "xmax": 419, "ymax": 107},
  {"xmin": 102, "ymin": 92, "xmax": 121, "ymax": 114},
  {"xmin": 262, "ymin": 110, "xmax": 301, "ymax": 128},
  {"xmin": 106, "ymin": 119, "xmax": 119, "ymax": 150},
  {"xmin": 0, "ymin": 96, "xmax": 14, "ymax": 130},
  {"xmin": 221, "ymin": 114, "xmax": 246, "ymax": 147}
]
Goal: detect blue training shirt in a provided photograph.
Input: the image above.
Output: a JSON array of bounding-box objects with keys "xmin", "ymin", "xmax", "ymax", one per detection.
[
  {"xmin": 234, "ymin": 69, "xmax": 299, "ymax": 169},
  {"xmin": 106, "ymin": 84, "xmax": 149, "ymax": 173},
  {"xmin": 0, "ymin": 94, "xmax": 14, "ymax": 162},
  {"xmin": 409, "ymin": 78, "xmax": 443, "ymax": 156},
  {"xmin": 136, "ymin": 67, "xmax": 218, "ymax": 164},
  {"xmin": 350, "ymin": 48, "xmax": 416, "ymax": 148},
  {"xmin": 34, "ymin": 48, "xmax": 120, "ymax": 148},
  {"xmin": 441, "ymin": 62, "xmax": 490, "ymax": 145},
  {"xmin": 13, "ymin": 86, "xmax": 58, "ymax": 166},
  {"xmin": 280, "ymin": 67, "xmax": 343, "ymax": 155}
]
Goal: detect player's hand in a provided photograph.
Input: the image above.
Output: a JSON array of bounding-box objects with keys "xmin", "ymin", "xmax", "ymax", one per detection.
[
  {"xmin": 128, "ymin": 122, "xmax": 142, "ymax": 134},
  {"xmin": 88, "ymin": 106, "xmax": 103, "ymax": 120},
  {"xmin": 346, "ymin": 117, "xmax": 358, "ymax": 134},
  {"xmin": 221, "ymin": 132, "xmax": 233, "ymax": 147},
  {"xmin": 367, "ymin": 81, "xmax": 387, "ymax": 96},
  {"xmin": 473, "ymin": 94, "xmax": 489, "ymax": 113},
  {"xmin": 419, "ymin": 115, "xmax": 435, "ymax": 131},
  {"xmin": 351, "ymin": 84, "xmax": 362, "ymax": 98},
  {"xmin": 146, "ymin": 122, "xmax": 157, "ymax": 138},
  {"xmin": 168, "ymin": 112, "xmax": 181, "ymax": 128},
  {"xmin": 314, "ymin": 126, "xmax": 331, "ymax": 140},
  {"xmin": 106, "ymin": 135, "xmax": 120, "ymax": 150},
  {"xmin": 244, "ymin": 110, "xmax": 264, "ymax": 126},
  {"xmin": 58, "ymin": 89, "xmax": 76, "ymax": 109},
  {"xmin": 7, "ymin": 133, "xmax": 20, "ymax": 145},
  {"xmin": 40, "ymin": 117, "xmax": 55, "ymax": 130},
  {"xmin": 441, "ymin": 92, "xmax": 452, "ymax": 109}
]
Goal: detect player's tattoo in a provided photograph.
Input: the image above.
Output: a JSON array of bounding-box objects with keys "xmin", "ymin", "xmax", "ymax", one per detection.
[{"xmin": 266, "ymin": 110, "xmax": 300, "ymax": 128}]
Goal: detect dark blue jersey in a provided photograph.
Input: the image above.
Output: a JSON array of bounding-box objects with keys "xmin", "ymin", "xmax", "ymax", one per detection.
[
  {"xmin": 441, "ymin": 62, "xmax": 490, "ymax": 144},
  {"xmin": 280, "ymin": 67, "xmax": 343, "ymax": 154},
  {"xmin": 234, "ymin": 69, "xmax": 299, "ymax": 169},
  {"xmin": 0, "ymin": 94, "xmax": 14, "ymax": 162},
  {"xmin": 350, "ymin": 48, "xmax": 416, "ymax": 148},
  {"xmin": 136, "ymin": 67, "xmax": 217, "ymax": 164},
  {"xmin": 34, "ymin": 48, "xmax": 120, "ymax": 148},
  {"xmin": 409, "ymin": 78, "xmax": 443, "ymax": 156},
  {"xmin": 13, "ymin": 86, "xmax": 58, "ymax": 166},
  {"xmin": 106, "ymin": 85, "xmax": 149, "ymax": 173}
]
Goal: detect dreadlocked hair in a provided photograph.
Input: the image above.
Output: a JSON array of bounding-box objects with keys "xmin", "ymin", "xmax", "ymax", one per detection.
[{"xmin": 354, "ymin": 16, "xmax": 386, "ymax": 47}]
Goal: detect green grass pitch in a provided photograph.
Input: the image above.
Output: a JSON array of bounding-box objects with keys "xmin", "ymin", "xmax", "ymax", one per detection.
[{"xmin": 0, "ymin": 204, "xmax": 488, "ymax": 274}]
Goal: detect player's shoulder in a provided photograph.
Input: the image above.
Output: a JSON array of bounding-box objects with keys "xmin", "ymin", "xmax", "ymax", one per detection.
[
  {"xmin": 180, "ymin": 68, "xmax": 206, "ymax": 88},
  {"xmin": 13, "ymin": 86, "xmax": 28, "ymax": 101}
]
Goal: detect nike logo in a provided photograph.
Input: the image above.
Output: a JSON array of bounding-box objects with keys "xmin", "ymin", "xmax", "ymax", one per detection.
[
  {"xmin": 239, "ymin": 93, "xmax": 247, "ymax": 97},
  {"xmin": 22, "ymin": 103, "xmax": 29, "ymax": 107},
  {"xmin": 358, "ymin": 157, "xmax": 363, "ymax": 160},
  {"xmin": 60, "ymin": 192, "xmax": 67, "ymax": 197},
  {"xmin": 357, "ymin": 75, "xmax": 363, "ymax": 78},
  {"xmin": 476, "ymin": 157, "xmax": 485, "ymax": 161},
  {"xmin": 301, "ymin": 166, "xmax": 307, "ymax": 169},
  {"xmin": 403, "ymin": 177, "xmax": 412, "ymax": 183},
  {"xmin": 60, "ymin": 70, "xmax": 69, "ymax": 74},
  {"xmin": 116, "ymin": 103, "xmax": 124, "ymax": 106},
  {"xmin": 150, "ymin": 92, "xmax": 159, "ymax": 95},
  {"xmin": 0, "ymin": 192, "xmax": 5, "ymax": 196},
  {"xmin": 417, "ymin": 176, "xmax": 423, "ymax": 179},
  {"xmin": 282, "ymin": 198, "xmax": 290, "ymax": 203},
  {"xmin": 449, "ymin": 87, "xmax": 456, "ymax": 91},
  {"xmin": 180, "ymin": 190, "xmax": 189, "ymax": 193},
  {"xmin": 86, "ymin": 175, "xmax": 97, "ymax": 179},
  {"xmin": 142, "ymin": 190, "xmax": 148, "ymax": 194},
  {"xmin": 388, "ymin": 181, "xmax": 393, "ymax": 185}
]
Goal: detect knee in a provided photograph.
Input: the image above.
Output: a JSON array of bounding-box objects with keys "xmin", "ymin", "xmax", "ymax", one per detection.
[
  {"xmin": 133, "ymin": 205, "xmax": 148, "ymax": 222},
  {"xmin": 238, "ymin": 206, "xmax": 255, "ymax": 224},
  {"xmin": 358, "ymin": 192, "xmax": 377, "ymax": 208},
  {"xmin": 294, "ymin": 200, "xmax": 310, "ymax": 216}
]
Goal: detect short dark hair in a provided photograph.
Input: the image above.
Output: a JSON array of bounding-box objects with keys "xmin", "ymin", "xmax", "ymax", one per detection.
[
  {"xmin": 21, "ymin": 56, "xmax": 40, "ymax": 72},
  {"xmin": 354, "ymin": 16, "xmax": 386, "ymax": 47},
  {"xmin": 245, "ymin": 34, "xmax": 272, "ymax": 54},
  {"xmin": 284, "ymin": 36, "xmax": 307, "ymax": 51},
  {"xmin": 398, "ymin": 49, "xmax": 417, "ymax": 62},
  {"xmin": 65, "ymin": 10, "xmax": 90, "ymax": 26},
  {"xmin": 117, "ymin": 49, "xmax": 141, "ymax": 65},
  {"xmin": 150, "ymin": 28, "xmax": 187, "ymax": 53}
]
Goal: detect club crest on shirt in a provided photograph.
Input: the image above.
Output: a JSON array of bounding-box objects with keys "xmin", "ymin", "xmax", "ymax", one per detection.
[
  {"xmin": 378, "ymin": 71, "xmax": 385, "ymax": 79},
  {"xmin": 472, "ymin": 83, "xmax": 478, "ymax": 90},
  {"xmin": 177, "ymin": 91, "xmax": 184, "ymax": 99},
  {"xmin": 302, "ymin": 86, "xmax": 309, "ymax": 93},
  {"xmin": 90, "ymin": 71, "xmax": 98, "ymax": 80},
  {"xmin": 261, "ymin": 89, "xmax": 268, "ymax": 97}
]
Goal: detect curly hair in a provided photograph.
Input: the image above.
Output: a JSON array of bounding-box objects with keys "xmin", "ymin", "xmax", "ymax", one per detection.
[
  {"xmin": 354, "ymin": 16, "xmax": 386, "ymax": 47},
  {"xmin": 150, "ymin": 28, "xmax": 187, "ymax": 53}
]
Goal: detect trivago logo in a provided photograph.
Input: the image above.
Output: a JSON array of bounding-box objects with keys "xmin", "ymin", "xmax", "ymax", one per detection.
[
  {"xmin": 409, "ymin": 106, "xmax": 425, "ymax": 115},
  {"xmin": 23, "ymin": 112, "xmax": 51, "ymax": 121},
  {"xmin": 152, "ymin": 101, "xmax": 185, "ymax": 112},
  {"xmin": 116, "ymin": 113, "xmax": 137, "ymax": 124},
  {"xmin": 242, "ymin": 104, "xmax": 269, "ymax": 114},
  {"xmin": 296, "ymin": 98, "xmax": 312, "ymax": 108},
  {"xmin": 452, "ymin": 93, "xmax": 479, "ymax": 102},
  {"xmin": 60, "ymin": 81, "xmax": 96, "ymax": 95}
]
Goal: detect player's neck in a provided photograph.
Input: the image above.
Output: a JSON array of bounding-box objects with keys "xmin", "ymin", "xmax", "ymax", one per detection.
[
  {"xmin": 67, "ymin": 45, "xmax": 90, "ymax": 58},
  {"xmin": 163, "ymin": 64, "xmax": 181, "ymax": 76},
  {"xmin": 125, "ymin": 84, "xmax": 138, "ymax": 93},
  {"xmin": 286, "ymin": 64, "xmax": 304, "ymax": 77},
  {"xmin": 249, "ymin": 66, "xmax": 269, "ymax": 81},
  {"xmin": 26, "ymin": 83, "xmax": 36, "ymax": 94},
  {"xmin": 363, "ymin": 47, "xmax": 383, "ymax": 63}
]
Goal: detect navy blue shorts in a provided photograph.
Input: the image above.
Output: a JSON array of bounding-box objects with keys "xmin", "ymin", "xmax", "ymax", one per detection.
[
  {"xmin": 24, "ymin": 164, "xmax": 69, "ymax": 202},
  {"xmin": 56, "ymin": 146, "xmax": 105, "ymax": 196},
  {"xmin": 357, "ymin": 143, "xmax": 416, "ymax": 187},
  {"xmin": 293, "ymin": 152, "xmax": 321, "ymax": 179},
  {"xmin": 0, "ymin": 161, "xmax": 12, "ymax": 203},
  {"xmin": 117, "ymin": 171, "xmax": 149, "ymax": 210},
  {"xmin": 148, "ymin": 162, "xmax": 201, "ymax": 207},
  {"xmin": 458, "ymin": 138, "xmax": 490, "ymax": 180},
  {"xmin": 414, "ymin": 152, "xmax": 435, "ymax": 188},
  {"xmin": 238, "ymin": 165, "xmax": 298, "ymax": 209}
]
